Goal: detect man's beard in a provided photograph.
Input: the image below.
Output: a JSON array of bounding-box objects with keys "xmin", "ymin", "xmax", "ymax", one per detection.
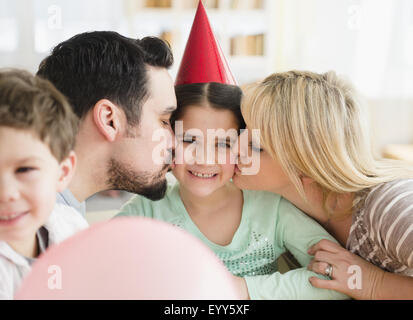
[{"xmin": 106, "ymin": 159, "xmax": 169, "ymax": 201}]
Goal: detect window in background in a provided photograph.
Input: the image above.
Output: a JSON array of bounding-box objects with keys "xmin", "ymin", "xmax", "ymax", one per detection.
[
  {"xmin": 0, "ymin": 1, "xmax": 18, "ymax": 52},
  {"xmin": 353, "ymin": 0, "xmax": 413, "ymax": 99},
  {"xmin": 274, "ymin": 0, "xmax": 413, "ymax": 100}
]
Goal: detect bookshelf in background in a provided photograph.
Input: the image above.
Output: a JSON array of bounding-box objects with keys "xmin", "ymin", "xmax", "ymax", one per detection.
[
  {"xmin": 124, "ymin": 0, "xmax": 276, "ymax": 84},
  {"xmin": 230, "ymin": 34, "xmax": 264, "ymax": 56},
  {"xmin": 230, "ymin": 0, "xmax": 264, "ymax": 9}
]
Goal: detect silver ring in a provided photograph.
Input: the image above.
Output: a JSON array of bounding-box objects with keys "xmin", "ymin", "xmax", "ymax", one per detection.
[{"xmin": 325, "ymin": 264, "xmax": 333, "ymax": 278}]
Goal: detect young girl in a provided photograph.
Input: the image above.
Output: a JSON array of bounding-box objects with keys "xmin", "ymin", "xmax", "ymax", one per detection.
[{"xmin": 116, "ymin": 81, "xmax": 347, "ymax": 300}]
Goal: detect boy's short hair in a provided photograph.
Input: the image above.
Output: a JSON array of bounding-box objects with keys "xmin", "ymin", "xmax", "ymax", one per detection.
[{"xmin": 0, "ymin": 69, "xmax": 78, "ymax": 162}]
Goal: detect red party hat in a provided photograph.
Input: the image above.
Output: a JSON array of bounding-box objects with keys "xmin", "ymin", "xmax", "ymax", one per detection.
[{"xmin": 175, "ymin": 0, "xmax": 237, "ymax": 85}]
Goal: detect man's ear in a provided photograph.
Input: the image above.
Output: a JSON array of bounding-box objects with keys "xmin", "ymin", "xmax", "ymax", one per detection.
[
  {"xmin": 57, "ymin": 151, "xmax": 76, "ymax": 192},
  {"xmin": 92, "ymin": 99, "xmax": 122, "ymax": 142}
]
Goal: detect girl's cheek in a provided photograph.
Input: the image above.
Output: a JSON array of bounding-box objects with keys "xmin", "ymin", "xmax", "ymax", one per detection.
[
  {"xmin": 172, "ymin": 166, "xmax": 184, "ymax": 178},
  {"xmin": 175, "ymin": 143, "xmax": 197, "ymax": 165},
  {"xmin": 220, "ymin": 163, "xmax": 236, "ymax": 177}
]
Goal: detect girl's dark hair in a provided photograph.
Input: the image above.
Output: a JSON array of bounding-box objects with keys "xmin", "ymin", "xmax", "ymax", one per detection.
[{"xmin": 172, "ymin": 82, "xmax": 245, "ymax": 131}]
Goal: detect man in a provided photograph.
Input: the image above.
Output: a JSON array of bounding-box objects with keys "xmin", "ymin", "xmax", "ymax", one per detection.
[{"xmin": 37, "ymin": 31, "xmax": 177, "ymax": 215}]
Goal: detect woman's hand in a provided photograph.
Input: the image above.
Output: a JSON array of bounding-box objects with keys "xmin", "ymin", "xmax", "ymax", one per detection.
[
  {"xmin": 307, "ymin": 239, "xmax": 386, "ymax": 300},
  {"xmin": 232, "ymin": 275, "xmax": 250, "ymax": 300}
]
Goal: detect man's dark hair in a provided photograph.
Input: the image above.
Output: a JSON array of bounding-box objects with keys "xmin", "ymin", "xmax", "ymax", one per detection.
[{"xmin": 37, "ymin": 31, "xmax": 173, "ymax": 126}]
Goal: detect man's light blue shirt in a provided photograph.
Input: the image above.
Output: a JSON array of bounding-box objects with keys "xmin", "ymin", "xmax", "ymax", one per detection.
[{"xmin": 56, "ymin": 189, "xmax": 86, "ymax": 217}]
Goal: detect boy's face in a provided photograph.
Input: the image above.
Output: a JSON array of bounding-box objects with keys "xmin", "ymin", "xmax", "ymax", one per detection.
[{"xmin": 0, "ymin": 127, "xmax": 70, "ymax": 243}]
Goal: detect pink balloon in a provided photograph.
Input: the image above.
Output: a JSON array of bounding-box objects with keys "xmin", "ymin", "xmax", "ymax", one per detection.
[{"xmin": 15, "ymin": 217, "xmax": 241, "ymax": 300}]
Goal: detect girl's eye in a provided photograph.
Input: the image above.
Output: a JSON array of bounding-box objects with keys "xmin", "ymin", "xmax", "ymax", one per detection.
[
  {"xmin": 162, "ymin": 120, "xmax": 171, "ymax": 127},
  {"xmin": 16, "ymin": 167, "xmax": 36, "ymax": 174},
  {"xmin": 252, "ymin": 146, "xmax": 264, "ymax": 153}
]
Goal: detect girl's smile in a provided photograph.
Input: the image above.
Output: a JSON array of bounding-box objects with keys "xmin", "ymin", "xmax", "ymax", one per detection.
[{"xmin": 187, "ymin": 169, "xmax": 219, "ymax": 180}]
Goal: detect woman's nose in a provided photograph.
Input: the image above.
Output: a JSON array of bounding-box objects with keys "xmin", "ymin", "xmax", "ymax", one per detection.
[
  {"xmin": 236, "ymin": 130, "xmax": 249, "ymax": 160},
  {"xmin": 230, "ymin": 137, "xmax": 240, "ymax": 158}
]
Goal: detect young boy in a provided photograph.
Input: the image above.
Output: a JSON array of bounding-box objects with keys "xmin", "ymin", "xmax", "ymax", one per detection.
[{"xmin": 0, "ymin": 69, "xmax": 88, "ymax": 299}]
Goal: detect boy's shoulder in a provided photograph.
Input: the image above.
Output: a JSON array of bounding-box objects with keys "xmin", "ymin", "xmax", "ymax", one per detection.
[
  {"xmin": 44, "ymin": 203, "xmax": 89, "ymax": 245},
  {"xmin": 0, "ymin": 242, "xmax": 30, "ymax": 300},
  {"xmin": 0, "ymin": 242, "xmax": 29, "ymax": 269}
]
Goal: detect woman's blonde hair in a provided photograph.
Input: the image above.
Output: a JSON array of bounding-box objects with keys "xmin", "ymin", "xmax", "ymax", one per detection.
[{"xmin": 242, "ymin": 71, "xmax": 413, "ymax": 218}]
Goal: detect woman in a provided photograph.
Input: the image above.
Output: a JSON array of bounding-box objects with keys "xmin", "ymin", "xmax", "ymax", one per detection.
[{"xmin": 233, "ymin": 71, "xmax": 413, "ymax": 299}]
